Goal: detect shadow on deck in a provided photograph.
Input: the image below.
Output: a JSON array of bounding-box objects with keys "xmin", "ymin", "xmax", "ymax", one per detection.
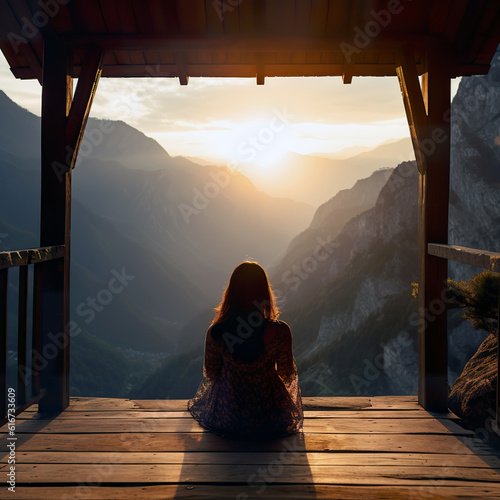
[{"xmin": 1, "ymin": 396, "xmax": 500, "ymax": 499}]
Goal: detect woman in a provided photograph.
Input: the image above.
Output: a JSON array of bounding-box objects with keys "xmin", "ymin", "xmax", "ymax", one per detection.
[{"xmin": 188, "ymin": 261, "xmax": 303, "ymax": 440}]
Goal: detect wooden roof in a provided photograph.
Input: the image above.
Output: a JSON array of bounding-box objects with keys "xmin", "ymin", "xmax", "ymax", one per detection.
[{"xmin": 0, "ymin": 0, "xmax": 500, "ymax": 84}]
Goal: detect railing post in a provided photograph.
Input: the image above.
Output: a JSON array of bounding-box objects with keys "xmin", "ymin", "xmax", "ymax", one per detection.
[
  {"xmin": 497, "ymin": 289, "xmax": 500, "ymax": 430},
  {"xmin": 0, "ymin": 269, "xmax": 7, "ymax": 418},
  {"xmin": 17, "ymin": 265, "xmax": 28, "ymax": 406},
  {"xmin": 38, "ymin": 39, "xmax": 73, "ymax": 414}
]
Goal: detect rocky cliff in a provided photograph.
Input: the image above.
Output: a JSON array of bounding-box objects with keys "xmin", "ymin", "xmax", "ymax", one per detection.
[{"xmin": 279, "ymin": 51, "xmax": 500, "ymax": 396}]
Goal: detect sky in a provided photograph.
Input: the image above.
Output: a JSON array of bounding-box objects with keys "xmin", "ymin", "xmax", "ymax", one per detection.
[{"xmin": 0, "ymin": 51, "xmax": 461, "ymax": 168}]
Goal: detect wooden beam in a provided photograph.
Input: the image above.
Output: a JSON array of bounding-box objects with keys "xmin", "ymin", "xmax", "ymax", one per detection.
[
  {"xmin": 11, "ymin": 61, "xmax": 491, "ymax": 80},
  {"xmin": 173, "ymin": 52, "xmax": 188, "ymax": 85},
  {"xmin": 428, "ymin": 244, "xmax": 500, "ymax": 272},
  {"xmin": 66, "ymin": 46, "xmax": 103, "ymax": 171},
  {"xmin": 0, "ymin": 246, "xmax": 65, "ymax": 270},
  {"xmin": 342, "ymin": 63, "xmax": 353, "ymax": 84},
  {"xmin": 418, "ymin": 48, "xmax": 451, "ymax": 413},
  {"xmin": 39, "ymin": 39, "xmax": 72, "ymax": 414},
  {"xmin": 256, "ymin": 52, "xmax": 265, "ymax": 85},
  {"xmin": 396, "ymin": 44, "xmax": 428, "ymax": 173},
  {"xmin": 64, "ymin": 33, "xmax": 435, "ymax": 52}
]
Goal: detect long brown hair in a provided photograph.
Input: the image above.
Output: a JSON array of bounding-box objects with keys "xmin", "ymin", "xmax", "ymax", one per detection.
[{"xmin": 212, "ymin": 261, "xmax": 280, "ymax": 324}]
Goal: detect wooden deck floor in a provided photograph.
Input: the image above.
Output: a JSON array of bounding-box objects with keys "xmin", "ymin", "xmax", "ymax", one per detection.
[{"xmin": 1, "ymin": 396, "xmax": 500, "ymax": 499}]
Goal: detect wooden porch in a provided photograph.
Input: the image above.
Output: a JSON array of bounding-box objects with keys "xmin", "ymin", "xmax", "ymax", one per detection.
[{"xmin": 1, "ymin": 396, "xmax": 500, "ymax": 499}]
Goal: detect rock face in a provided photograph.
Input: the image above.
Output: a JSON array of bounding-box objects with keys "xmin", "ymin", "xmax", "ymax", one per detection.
[
  {"xmin": 274, "ymin": 48, "xmax": 500, "ymax": 397},
  {"xmin": 449, "ymin": 334, "xmax": 497, "ymax": 430}
]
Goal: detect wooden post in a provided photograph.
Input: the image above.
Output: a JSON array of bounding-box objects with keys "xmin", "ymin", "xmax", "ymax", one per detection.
[
  {"xmin": 419, "ymin": 50, "xmax": 451, "ymax": 412},
  {"xmin": 38, "ymin": 39, "xmax": 73, "ymax": 414},
  {"xmin": 17, "ymin": 265, "xmax": 28, "ymax": 406},
  {"xmin": 38, "ymin": 42, "xmax": 102, "ymax": 414},
  {"xmin": 397, "ymin": 46, "xmax": 450, "ymax": 412}
]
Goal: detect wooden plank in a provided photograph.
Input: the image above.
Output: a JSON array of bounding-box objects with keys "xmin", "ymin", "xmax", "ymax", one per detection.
[
  {"xmin": 294, "ymin": 0, "xmax": 312, "ymax": 36},
  {"xmin": 464, "ymin": 1, "xmax": 500, "ymax": 64},
  {"xmin": 8, "ymin": 451, "xmax": 500, "ymax": 468},
  {"xmin": 38, "ymin": 39, "xmax": 72, "ymax": 414},
  {"xmin": 67, "ymin": 0, "xmax": 107, "ymax": 34},
  {"xmin": 4, "ymin": 462, "xmax": 500, "ymax": 485},
  {"xmin": 18, "ymin": 410, "xmax": 459, "ymax": 419},
  {"xmin": 131, "ymin": 0, "xmax": 155, "ymax": 34},
  {"xmin": 0, "ymin": 268, "xmax": 7, "ymax": 419},
  {"xmin": 0, "ymin": 246, "xmax": 65, "ymax": 270},
  {"xmin": 428, "ymin": 0, "xmax": 452, "ymax": 34},
  {"xmin": 2, "ymin": 432, "xmax": 493, "ymax": 455},
  {"xmin": 204, "ymin": 0, "xmax": 224, "ymax": 35},
  {"xmin": 220, "ymin": 0, "xmax": 240, "ymax": 35},
  {"xmin": 98, "ymin": 0, "xmax": 122, "ymax": 32},
  {"xmin": 6, "ymin": 484, "xmax": 500, "ymax": 500},
  {"xmin": 176, "ymin": 0, "xmax": 207, "ymax": 35},
  {"xmin": 17, "ymin": 265, "xmax": 28, "ymax": 405},
  {"xmin": 0, "ymin": 417, "xmax": 473, "ymax": 435},
  {"xmin": 428, "ymin": 244, "xmax": 500, "ymax": 272},
  {"xmin": 0, "ymin": 389, "xmax": 46, "ymax": 427},
  {"xmin": 443, "ymin": 0, "xmax": 468, "ymax": 44},
  {"xmin": 116, "ymin": 0, "xmax": 138, "ymax": 32},
  {"xmin": 309, "ymin": 0, "xmax": 329, "ymax": 37},
  {"xmin": 22, "ymin": 395, "xmax": 427, "ymax": 411}
]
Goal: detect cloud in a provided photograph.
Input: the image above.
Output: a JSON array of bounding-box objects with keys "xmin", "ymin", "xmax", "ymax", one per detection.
[{"xmin": 0, "ymin": 52, "xmax": 414, "ymax": 160}]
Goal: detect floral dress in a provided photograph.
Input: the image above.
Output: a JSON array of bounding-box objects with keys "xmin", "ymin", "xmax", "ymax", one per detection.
[{"xmin": 188, "ymin": 319, "xmax": 303, "ymax": 440}]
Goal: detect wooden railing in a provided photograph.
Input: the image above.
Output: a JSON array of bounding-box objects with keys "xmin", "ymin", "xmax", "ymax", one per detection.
[
  {"xmin": 428, "ymin": 243, "xmax": 500, "ymax": 429},
  {"xmin": 0, "ymin": 245, "xmax": 65, "ymax": 425}
]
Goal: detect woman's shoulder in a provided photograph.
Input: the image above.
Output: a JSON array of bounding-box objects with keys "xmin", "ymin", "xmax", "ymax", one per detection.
[
  {"xmin": 267, "ymin": 319, "xmax": 290, "ymax": 330},
  {"xmin": 264, "ymin": 319, "xmax": 291, "ymax": 342}
]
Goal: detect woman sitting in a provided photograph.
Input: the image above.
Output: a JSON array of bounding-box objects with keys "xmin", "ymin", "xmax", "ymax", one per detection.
[{"xmin": 188, "ymin": 261, "xmax": 303, "ymax": 440}]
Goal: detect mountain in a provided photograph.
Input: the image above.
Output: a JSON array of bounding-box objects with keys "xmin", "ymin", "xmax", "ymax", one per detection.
[
  {"xmin": 312, "ymin": 145, "xmax": 372, "ymax": 160},
  {"xmin": 312, "ymin": 137, "xmax": 411, "ymax": 161},
  {"xmin": 278, "ymin": 53, "xmax": 500, "ymax": 396},
  {"xmin": 243, "ymin": 137, "xmax": 414, "ymax": 206},
  {"xmin": 0, "ymin": 89, "xmax": 314, "ymax": 396},
  {"xmin": 131, "ymin": 56, "xmax": 500, "ymax": 400},
  {"xmin": 269, "ymin": 168, "xmax": 394, "ymax": 311}
]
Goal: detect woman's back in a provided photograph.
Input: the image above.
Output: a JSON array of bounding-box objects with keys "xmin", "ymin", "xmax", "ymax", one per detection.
[
  {"xmin": 188, "ymin": 319, "xmax": 303, "ymax": 440},
  {"xmin": 187, "ymin": 261, "xmax": 303, "ymax": 440}
]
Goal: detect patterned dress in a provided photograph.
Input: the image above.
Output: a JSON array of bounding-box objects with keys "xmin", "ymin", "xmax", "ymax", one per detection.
[{"xmin": 188, "ymin": 318, "xmax": 303, "ymax": 440}]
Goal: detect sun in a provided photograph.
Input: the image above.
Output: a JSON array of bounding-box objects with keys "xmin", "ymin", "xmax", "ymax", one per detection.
[{"xmin": 218, "ymin": 117, "xmax": 295, "ymax": 176}]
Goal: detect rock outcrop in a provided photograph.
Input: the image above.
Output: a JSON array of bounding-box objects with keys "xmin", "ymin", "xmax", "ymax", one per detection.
[{"xmin": 449, "ymin": 334, "xmax": 496, "ymax": 430}]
